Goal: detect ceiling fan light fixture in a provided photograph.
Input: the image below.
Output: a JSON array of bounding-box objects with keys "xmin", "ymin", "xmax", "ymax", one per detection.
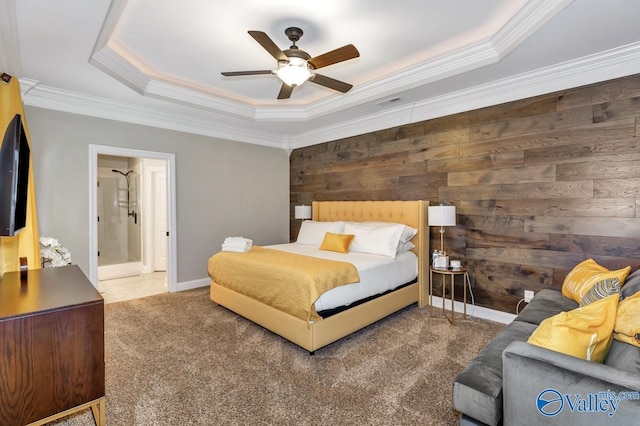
[
  {"xmin": 276, "ymin": 58, "xmax": 312, "ymax": 87},
  {"xmin": 222, "ymin": 28, "xmax": 359, "ymax": 99}
]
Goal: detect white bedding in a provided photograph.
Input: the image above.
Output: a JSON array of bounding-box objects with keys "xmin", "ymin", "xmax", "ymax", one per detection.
[{"xmin": 266, "ymin": 243, "xmax": 418, "ymax": 312}]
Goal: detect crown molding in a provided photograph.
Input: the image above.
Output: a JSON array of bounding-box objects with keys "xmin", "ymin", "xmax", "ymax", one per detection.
[
  {"xmin": 89, "ymin": 43, "xmax": 266, "ymax": 120},
  {"xmin": 287, "ymin": 41, "xmax": 640, "ymax": 149},
  {"xmin": 282, "ymin": 103, "xmax": 416, "ymax": 151},
  {"xmin": 144, "ymin": 79, "xmax": 258, "ymax": 119},
  {"xmin": 21, "ymin": 42, "xmax": 640, "ymax": 153},
  {"xmin": 91, "ymin": 0, "xmax": 127, "ymax": 52},
  {"xmin": 408, "ymin": 41, "xmax": 640, "ymax": 126},
  {"xmin": 491, "ymin": 0, "xmax": 574, "ymax": 58},
  {"xmin": 21, "ymin": 81, "xmax": 284, "ymax": 148},
  {"xmin": 89, "ymin": 45, "xmax": 150, "ymax": 95},
  {"xmin": 20, "ymin": 27, "xmax": 640, "ymax": 150}
]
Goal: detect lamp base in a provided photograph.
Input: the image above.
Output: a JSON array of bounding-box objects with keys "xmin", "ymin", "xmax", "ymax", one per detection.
[{"xmin": 439, "ymin": 226, "xmax": 446, "ymax": 254}]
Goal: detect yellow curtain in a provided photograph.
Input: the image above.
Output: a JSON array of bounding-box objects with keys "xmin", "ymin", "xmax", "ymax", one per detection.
[{"xmin": 0, "ymin": 74, "xmax": 41, "ymax": 275}]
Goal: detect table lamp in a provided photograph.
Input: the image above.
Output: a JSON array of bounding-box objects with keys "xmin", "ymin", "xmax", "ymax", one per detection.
[
  {"xmin": 428, "ymin": 204, "xmax": 456, "ymax": 254},
  {"xmin": 294, "ymin": 205, "xmax": 312, "ymax": 220}
]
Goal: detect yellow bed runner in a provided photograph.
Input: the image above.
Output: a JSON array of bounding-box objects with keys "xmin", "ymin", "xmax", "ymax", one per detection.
[{"xmin": 208, "ymin": 246, "xmax": 360, "ymax": 322}]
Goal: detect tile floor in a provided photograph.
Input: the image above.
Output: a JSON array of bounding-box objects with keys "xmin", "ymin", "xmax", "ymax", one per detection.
[{"xmin": 99, "ymin": 271, "xmax": 167, "ymax": 304}]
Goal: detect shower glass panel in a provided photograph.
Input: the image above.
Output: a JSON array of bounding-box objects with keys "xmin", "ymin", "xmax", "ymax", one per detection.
[{"xmin": 97, "ymin": 167, "xmax": 141, "ymax": 267}]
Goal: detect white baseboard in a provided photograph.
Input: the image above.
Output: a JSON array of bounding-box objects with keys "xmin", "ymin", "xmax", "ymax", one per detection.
[
  {"xmin": 430, "ymin": 295, "xmax": 516, "ymax": 324},
  {"xmin": 175, "ymin": 277, "xmax": 210, "ymax": 292},
  {"xmin": 98, "ymin": 261, "xmax": 142, "ymax": 280}
]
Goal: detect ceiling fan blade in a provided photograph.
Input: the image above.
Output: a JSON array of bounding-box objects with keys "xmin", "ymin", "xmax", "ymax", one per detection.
[
  {"xmin": 248, "ymin": 31, "xmax": 288, "ymax": 62},
  {"xmin": 277, "ymin": 83, "xmax": 294, "ymax": 100},
  {"xmin": 221, "ymin": 70, "xmax": 273, "ymax": 77},
  {"xmin": 308, "ymin": 44, "xmax": 359, "ymax": 69},
  {"xmin": 309, "ymin": 73, "xmax": 353, "ymax": 93}
]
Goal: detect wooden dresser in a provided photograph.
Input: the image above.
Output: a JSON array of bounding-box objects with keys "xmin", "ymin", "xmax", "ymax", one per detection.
[{"xmin": 0, "ymin": 265, "xmax": 105, "ymax": 426}]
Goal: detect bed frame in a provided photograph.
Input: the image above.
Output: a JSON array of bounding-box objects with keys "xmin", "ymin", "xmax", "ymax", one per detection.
[{"xmin": 210, "ymin": 200, "xmax": 429, "ymax": 353}]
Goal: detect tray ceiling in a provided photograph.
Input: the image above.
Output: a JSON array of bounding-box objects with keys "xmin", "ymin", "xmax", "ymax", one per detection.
[{"xmin": 3, "ymin": 0, "xmax": 640, "ymax": 150}]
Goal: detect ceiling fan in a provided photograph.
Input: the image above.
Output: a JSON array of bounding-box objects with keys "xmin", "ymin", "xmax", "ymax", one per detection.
[{"xmin": 221, "ymin": 27, "xmax": 360, "ymax": 100}]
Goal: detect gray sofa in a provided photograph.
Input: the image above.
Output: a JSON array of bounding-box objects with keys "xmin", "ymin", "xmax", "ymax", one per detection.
[{"xmin": 452, "ymin": 268, "xmax": 640, "ymax": 426}]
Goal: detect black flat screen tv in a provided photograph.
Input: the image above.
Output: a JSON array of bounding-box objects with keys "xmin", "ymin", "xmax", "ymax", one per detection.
[{"xmin": 0, "ymin": 114, "xmax": 30, "ymax": 237}]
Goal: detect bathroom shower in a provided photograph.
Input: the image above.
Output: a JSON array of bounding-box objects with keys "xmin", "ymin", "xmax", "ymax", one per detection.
[
  {"xmin": 98, "ymin": 158, "xmax": 142, "ymax": 275},
  {"xmin": 112, "ymin": 169, "xmax": 138, "ymax": 224}
]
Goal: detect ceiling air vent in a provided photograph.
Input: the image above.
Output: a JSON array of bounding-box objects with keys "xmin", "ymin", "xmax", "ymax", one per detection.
[{"xmin": 376, "ymin": 97, "xmax": 401, "ymax": 107}]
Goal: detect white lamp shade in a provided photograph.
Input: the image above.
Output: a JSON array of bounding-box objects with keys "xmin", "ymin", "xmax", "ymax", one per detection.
[
  {"xmin": 295, "ymin": 205, "xmax": 312, "ymax": 220},
  {"xmin": 428, "ymin": 205, "xmax": 456, "ymax": 226}
]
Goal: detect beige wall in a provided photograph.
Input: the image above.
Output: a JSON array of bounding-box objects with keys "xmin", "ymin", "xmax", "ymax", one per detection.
[{"xmin": 25, "ymin": 106, "xmax": 290, "ymax": 283}]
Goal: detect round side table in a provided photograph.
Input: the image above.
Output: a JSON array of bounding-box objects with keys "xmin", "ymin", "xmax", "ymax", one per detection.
[{"xmin": 429, "ymin": 267, "xmax": 469, "ymax": 324}]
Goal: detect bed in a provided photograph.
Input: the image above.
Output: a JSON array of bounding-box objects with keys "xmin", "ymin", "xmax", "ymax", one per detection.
[{"xmin": 208, "ymin": 200, "xmax": 429, "ymax": 353}]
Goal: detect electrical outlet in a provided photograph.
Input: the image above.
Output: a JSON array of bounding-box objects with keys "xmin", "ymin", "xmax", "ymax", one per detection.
[{"xmin": 524, "ymin": 290, "xmax": 534, "ymax": 303}]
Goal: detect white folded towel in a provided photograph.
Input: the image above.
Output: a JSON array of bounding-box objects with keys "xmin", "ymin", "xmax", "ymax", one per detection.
[
  {"xmin": 224, "ymin": 236, "xmax": 252, "ymax": 247},
  {"xmin": 221, "ymin": 237, "xmax": 252, "ymax": 252},
  {"xmin": 221, "ymin": 245, "xmax": 251, "ymax": 253}
]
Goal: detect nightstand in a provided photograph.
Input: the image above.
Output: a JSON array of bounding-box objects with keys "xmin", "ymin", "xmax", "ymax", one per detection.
[{"xmin": 429, "ymin": 267, "xmax": 469, "ymax": 324}]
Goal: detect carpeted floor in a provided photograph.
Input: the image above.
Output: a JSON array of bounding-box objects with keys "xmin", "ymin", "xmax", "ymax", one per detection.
[{"xmin": 48, "ymin": 287, "xmax": 503, "ymax": 425}]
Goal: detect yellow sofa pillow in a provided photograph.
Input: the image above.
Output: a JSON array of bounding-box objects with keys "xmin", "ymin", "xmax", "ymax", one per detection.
[
  {"xmin": 614, "ymin": 291, "xmax": 640, "ymax": 347},
  {"xmin": 319, "ymin": 232, "xmax": 355, "ymax": 254},
  {"xmin": 527, "ymin": 293, "xmax": 619, "ymax": 362},
  {"xmin": 562, "ymin": 258, "xmax": 631, "ymax": 303}
]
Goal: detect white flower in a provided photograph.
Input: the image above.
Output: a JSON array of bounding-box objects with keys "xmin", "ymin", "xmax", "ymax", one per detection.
[
  {"xmin": 40, "ymin": 236, "xmax": 72, "ymax": 268},
  {"xmin": 40, "ymin": 236, "xmax": 55, "ymax": 246}
]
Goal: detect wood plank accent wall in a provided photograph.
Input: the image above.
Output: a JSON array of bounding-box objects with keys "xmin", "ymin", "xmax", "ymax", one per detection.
[{"xmin": 290, "ymin": 74, "xmax": 640, "ymax": 314}]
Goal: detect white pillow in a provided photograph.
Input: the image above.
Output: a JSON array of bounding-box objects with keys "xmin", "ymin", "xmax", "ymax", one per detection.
[
  {"xmin": 296, "ymin": 221, "xmax": 345, "ymax": 246},
  {"xmin": 396, "ymin": 240, "xmax": 415, "ymax": 254},
  {"xmin": 348, "ymin": 221, "xmax": 417, "ymax": 243},
  {"xmin": 343, "ymin": 223, "xmax": 405, "ymax": 258}
]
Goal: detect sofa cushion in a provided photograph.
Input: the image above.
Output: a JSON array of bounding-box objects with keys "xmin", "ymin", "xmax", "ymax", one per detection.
[
  {"xmin": 614, "ymin": 290, "xmax": 640, "ymax": 347},
  {"xmin": 604, "ymin": 340, "xmax": 640, "ymax": 374},
  {"xmin": 621, "ymin": 268, "xmax": 640, "ymax": 299},
  {"xmin": 453, "ymin": 320, "xmax": 537, "ymax": 426},
  {"xmin": 562, "ymin": 258, "xmax": 631, "ymax": 303},
  {"xmin": 460, "ymin": 414, "xmax": 488, "ymax": 426},
  {"xmin": 527, "ymin": 293, "xmax": 619, "ymax": 362},
  {"xmin": 514, "ymin": 289, "xmax": 578, "ymax": 326}
]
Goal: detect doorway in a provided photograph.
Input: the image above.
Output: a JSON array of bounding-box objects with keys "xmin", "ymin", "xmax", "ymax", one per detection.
[
  {"xmin": 97, "ymin": 155, "xmax": 143, "ymax": 279},
  {"xmin": 88, "ymin": 145, "xmax": 177, "ymax": 295}
]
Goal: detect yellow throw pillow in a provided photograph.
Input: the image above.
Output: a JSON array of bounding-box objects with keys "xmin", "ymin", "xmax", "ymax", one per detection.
[
  {"xmin": 614, "ymin": 291, "xmax": 640, "ymax": 347},
  {"xmin": 319, "ymin": 232, "xmax": 355, "ymax": 254},
  {"xmin": 527, "ymin": 293, "xmax": 619, "ymax": 363},
  {"xmin": 562, "ymin": 258, "xmax": 631, "ymax": 303}
]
